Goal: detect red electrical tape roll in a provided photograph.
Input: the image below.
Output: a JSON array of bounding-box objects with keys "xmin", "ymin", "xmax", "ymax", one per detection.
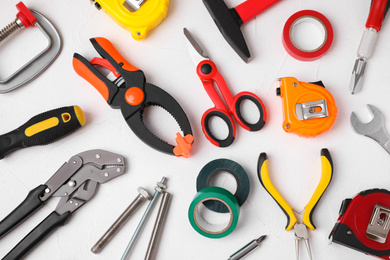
[{"xmin": 282, "ymin": 10, "xmax": 333, "ymax": 61}]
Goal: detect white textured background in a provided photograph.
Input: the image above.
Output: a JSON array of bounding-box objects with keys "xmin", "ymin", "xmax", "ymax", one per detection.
[{"xmin": 0, "ymin": 0, "xmax": 390, "ymax": 259}]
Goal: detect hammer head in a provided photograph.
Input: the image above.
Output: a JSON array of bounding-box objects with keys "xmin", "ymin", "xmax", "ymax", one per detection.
[{"xmin": 203, "ymin": 0, "xmax": 250, "ymax": 63}]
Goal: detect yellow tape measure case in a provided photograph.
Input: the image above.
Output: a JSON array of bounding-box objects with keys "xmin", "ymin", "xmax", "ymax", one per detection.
[{"xmin": 93, "ymin": 0, "xmax": 169, "ymax": 40}]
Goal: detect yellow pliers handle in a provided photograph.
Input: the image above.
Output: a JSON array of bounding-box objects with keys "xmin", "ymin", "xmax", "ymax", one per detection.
[
  {"xmin": 257, "ymin": 153, "xmax": 297, "ymax": 231},
  {"xmin": 302, "ymin": 148, "xmax": 333, "ymax": 230},
  {"xmin": 257, "ymin": 149, "xmax": 333, "ymax": 231}
]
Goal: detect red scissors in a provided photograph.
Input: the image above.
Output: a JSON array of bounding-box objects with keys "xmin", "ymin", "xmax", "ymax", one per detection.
[{"xmin": 184, "ymin": 28, "xmax": 267, "ymax": 147}]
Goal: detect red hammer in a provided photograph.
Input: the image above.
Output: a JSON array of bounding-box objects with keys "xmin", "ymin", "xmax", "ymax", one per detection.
[{"xmin": 203, "ymin": 0, "xmax": 281, "ymax": 63}]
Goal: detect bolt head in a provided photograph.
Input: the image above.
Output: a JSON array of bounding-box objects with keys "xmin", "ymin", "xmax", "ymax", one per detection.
[{"xmin": 137, "ymin": 187, "xmax": 152, "ymax": 200}]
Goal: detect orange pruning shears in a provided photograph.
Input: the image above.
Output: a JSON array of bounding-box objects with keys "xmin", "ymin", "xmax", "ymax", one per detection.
[{"xmin": 73, "ymin": 37, "xmax": 194, "ymax": 157}]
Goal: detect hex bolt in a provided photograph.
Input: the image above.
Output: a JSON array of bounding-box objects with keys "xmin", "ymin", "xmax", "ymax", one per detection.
[
  {"xmin": 91, "ymin": 187, "xmax": 152, "ymax": 254},
  {"xmin": 144, "ymin": 191, "xmax": 171, "ymax": 260},
  {"xmin": 121, "ymin": 177, "xmax": 167, "ymax": 260},
  {"xmin": 0, "ymin": 2, "xmax": 37, "ymax": 44}
]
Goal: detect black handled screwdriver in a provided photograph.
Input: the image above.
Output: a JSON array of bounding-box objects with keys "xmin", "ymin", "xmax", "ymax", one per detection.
[{"xmin": 0, "ymin": 105, "xmax": 86, "ymax": 159}]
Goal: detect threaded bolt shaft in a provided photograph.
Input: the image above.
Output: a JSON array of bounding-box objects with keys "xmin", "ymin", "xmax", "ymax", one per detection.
[{"xmin": 0, "ymin": 19, "xmax": 22, "ymax": 44}]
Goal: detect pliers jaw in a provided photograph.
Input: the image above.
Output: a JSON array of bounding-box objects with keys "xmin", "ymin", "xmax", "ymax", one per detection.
[
  {"xmin": 294, "ymin": 224, "xmax": 313, "ymax": 260},
  {"xmin": 51, "ymin": 149, "xmax": 126, "ymax": 197}
]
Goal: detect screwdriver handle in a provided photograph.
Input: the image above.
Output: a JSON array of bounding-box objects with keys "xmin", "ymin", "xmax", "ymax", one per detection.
[
  {"xmin": 0, "ymin": 106, "xmax": 86, "ymax": 159},
  {"xmin": 366, "ymin": 0, "xmax": 390, "ymax": 31}
]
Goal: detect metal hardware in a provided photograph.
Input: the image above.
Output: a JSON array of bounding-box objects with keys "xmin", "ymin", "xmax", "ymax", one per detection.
[
  {"xmin": 144, "ymin": 191, "xmax": 171, "ymax": 260},
  {"xmin": 228, "ymin": 235, "xmax": 266, "ymax": 260},
  {"xmin": 294, "ymin": 223, "xmax": 312, "ymax": 260},
  {"xmin": 296, "ymin": 100, "xmax": 328, "ymax": 120},
  {"xmin": 121, "ymin": 177, "xmax": 167, "ymax": 260},
  {"xmin": 91, "ymin": 187, "xmax": 152, "ymax": 254},
  {"xmin": 0, "ymin": 2, "xmax": 35, "ymax": 44},
  {"xmin": 351, "ymin": 104, "xmax": 390, "ymax": 155},
  {"xmin": 366, "ymin": 204, "xmax": 390, "ymax": 243},
  {"xmin": 124, "ymin": 0, "xmax": 146, "ymax": 11}
]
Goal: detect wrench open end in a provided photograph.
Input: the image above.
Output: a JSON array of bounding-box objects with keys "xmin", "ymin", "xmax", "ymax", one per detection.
[{"xmin": 350, "ymin": 104, "xmax": 384, "ymax": 135}]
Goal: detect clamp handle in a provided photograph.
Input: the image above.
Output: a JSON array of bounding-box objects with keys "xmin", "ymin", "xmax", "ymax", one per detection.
[
  {"xmin": 91, "ymin": 37, "xmax": 139, "ymax": 72},
  {"xmin": 0, "ymin": 185, "xmax": 46, "ymax": 239},
  {"xmin": 73, "ymin": 53, "xmax": 118, "ymax": 102},
  {"xmin": 367, "ymin": 0, "xmax": 390, "ymax": 31},
  {"xmin": 2, "ymin": 211, "xmax": 71, "ymax": 260}
]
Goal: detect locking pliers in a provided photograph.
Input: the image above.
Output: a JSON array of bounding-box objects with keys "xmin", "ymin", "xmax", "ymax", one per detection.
[{"xmin": 0, "ymin": 149, "xmax": 126, "ymax": 260}]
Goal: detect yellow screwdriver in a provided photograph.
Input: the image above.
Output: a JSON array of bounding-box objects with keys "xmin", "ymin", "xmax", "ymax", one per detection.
[{"xmin": 0, "ymin": 106, "xmax": 86, "ymax": 159}]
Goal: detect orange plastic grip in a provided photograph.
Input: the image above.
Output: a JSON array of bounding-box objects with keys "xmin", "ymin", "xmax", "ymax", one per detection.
[
  {"xmin": 94, "ymin": 37, "xmax": 139, "ymax": 72},
  {"xmin": 72, "ymin": 57, "xmax": 109, "ymax": 101}
]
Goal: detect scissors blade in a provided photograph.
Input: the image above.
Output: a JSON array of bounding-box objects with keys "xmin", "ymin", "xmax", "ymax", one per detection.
[{"xmin": 183, "ymin": 28, "xmax": 209, "ymax": 66}]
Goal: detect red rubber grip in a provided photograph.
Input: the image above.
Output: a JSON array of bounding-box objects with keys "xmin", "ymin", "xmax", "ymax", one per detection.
[
  {"xmin": 235, "ymin": 0, "xmax": 281, "ymax": 24},
  {"xmin": 16, "ymin": 2, "xmax": 37, "ymax": 28},
  {"xmin": 366, "ymin": 0, "xmax": 389, "ymax": 31}
]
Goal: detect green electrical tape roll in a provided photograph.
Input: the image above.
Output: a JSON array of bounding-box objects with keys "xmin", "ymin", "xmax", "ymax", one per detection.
[{"xmin": 188, "ymin": 186, "xmax": 240, "ymax": 239}]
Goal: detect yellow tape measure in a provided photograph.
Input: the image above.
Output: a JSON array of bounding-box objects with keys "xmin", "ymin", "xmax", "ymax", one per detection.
[{"xmin": 93, "ymin": 0, "xmax": 169, "ymax": 40}]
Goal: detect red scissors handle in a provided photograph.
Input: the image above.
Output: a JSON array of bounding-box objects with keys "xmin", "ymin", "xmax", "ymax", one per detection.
[
  {"xmin": 197, "ymin": 60, "xmax": 266, "ymax": 147},
  {"xmin": 202, "ymin": 108, "xmax": 236, "ymax": 147},
  {"xmin": 231, "ymin": 91, "xmax": 267, "ymax": 131}
]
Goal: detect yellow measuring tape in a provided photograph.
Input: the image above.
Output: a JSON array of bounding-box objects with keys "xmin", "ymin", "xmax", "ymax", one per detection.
[{"xmin": 95, "ymin": 0, "xmax": 169, "ymax": 40}]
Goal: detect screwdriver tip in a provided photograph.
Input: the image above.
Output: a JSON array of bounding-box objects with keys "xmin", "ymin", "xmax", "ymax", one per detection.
[
  {"xmin": 349, "ymin": 58, "xmax": 366, "ymax": 95},
  {"xmin": 256, "ymin": 235, "xmax": 266, "ymax": 244}
]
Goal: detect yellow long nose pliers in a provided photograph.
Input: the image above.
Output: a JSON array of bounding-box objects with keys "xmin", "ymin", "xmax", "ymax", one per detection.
[{"xmin": 257, "ymin": 149, "xmax": 333, "ymax": 260}]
